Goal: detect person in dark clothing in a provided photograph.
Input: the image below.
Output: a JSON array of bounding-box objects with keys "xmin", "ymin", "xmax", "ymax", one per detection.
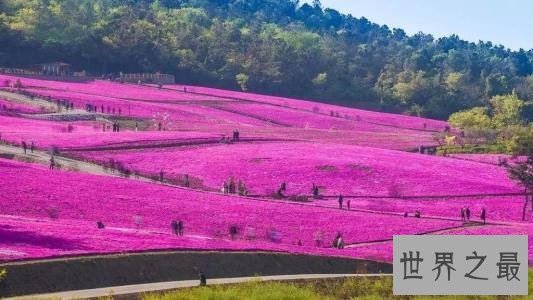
[
  {"xmin": 480, "ymin": 208, "xmax": 486, "ymax": 224},
  {"xmin": 177, "ymin": 220, "xmax": 184, "ymax": 236},
  {"xmin": 338, "ymin": 194, "xmax": 344, "ymax": 209},
  {"xmin": 347, "ymin": 199, "xmax": 351, "ymax": 210},
  {"xmin": 159, "ymin": 169, "xmax": 164, "ymax": 182},
  {"xmin": 22, "ymin": 141, "xmax": 27, "ymax": 154},
  {"xmin": 30, "ymin": 141, "xmax": 34, "ymax": 153},
  {"xmin": 199, "ymin": 272, "xmax": 206, "ymax": 286},
  {"xmin": 116, "ymin": 123, "xmax": 120, "ymax": 132},
  {"xmin": 228, "ymin": 177, "xmax": 236, "ymax": 194},
  {"xmin": 97, "ymin": 221, "xmax": 105, "ymax": 229},
  {"xmin": 280, "ymin": 182, "xmax": 286, "ymax": 193},
  {"xmin": 466, "ymin": 208, "xmax": 471, "ymax": 222},
  {"xmin": 229, "ymin": 225, "xmax": 238, "ymax": 240},
  {"xmin": 171, "ymin": 220, "xmax": 178, "ymax": 235},
  {"xmin": 49, "ymin": 156, "xmax": 55, "ymax": 170},
  {"xmin": 460, "ymin": 207, "xmax": 465, "ymax": 221},
  {"xmin": 313, "ymin": 185, "xmax": 319, "ymax": 199}
]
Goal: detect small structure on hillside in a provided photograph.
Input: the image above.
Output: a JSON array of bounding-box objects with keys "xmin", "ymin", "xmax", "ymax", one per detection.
[
  {"xmin": 119, "ymin": 72, "xmax": 175, "ymax": 84},
  {"xmin": 30, "ymin": 62, "xmax": 71, "ymax": 76}
]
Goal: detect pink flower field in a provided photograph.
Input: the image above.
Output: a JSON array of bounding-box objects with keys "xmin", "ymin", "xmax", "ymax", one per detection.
[
  {"xmin": 0, "ymin": 75, "xmax": 530, "ymax": 266},
  {"xmin": 166, "ymin": 84, "xmax": 448, "ymax": 132},
  {"xmin": 76, "ymin": 141, "xmax": 521, "ymax": 198},
  {"xmin": 0, "ymin": 158, "xmax": 466, "ymax": 262},
  {"xmin": 0, "ymin": 74, "xmax": 444, "ymax": 150}
]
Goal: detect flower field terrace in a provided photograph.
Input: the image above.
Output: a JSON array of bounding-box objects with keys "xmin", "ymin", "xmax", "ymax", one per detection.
[
  {"xmin": 0, "ymin": 76, "xmax": 529, "ymax": 266},
  {"xmin": 0, "ymin": 115, "xmax": 229, "ymax": 150},
  {"xmin": 0, "ymin": 158, "xmax": 466, "ymax": 261},
  {"xmin": 0, "ymin": 75, "xmax": 448, "ymax": 151},
  {"xmin": 166, "ymin": 84, "xmax": 449, "ymax": 132},
  {"xmin": 74, "ymin": 141, "xmax": 522, "ymax": 203},
  {"xmin": 0, "ymin": 74, "xmax": 233, "ymax": 103}
]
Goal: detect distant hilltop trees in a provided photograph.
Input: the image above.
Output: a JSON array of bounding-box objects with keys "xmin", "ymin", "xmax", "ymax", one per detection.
[{"xmin": 0, "ymin": 0, "xmax": 532, "ymax": 119}]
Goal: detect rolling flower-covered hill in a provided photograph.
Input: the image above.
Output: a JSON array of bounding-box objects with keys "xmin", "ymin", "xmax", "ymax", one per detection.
[{"xmin": 0, "ymin": 75, "xmax": 530, "ymax": 265}]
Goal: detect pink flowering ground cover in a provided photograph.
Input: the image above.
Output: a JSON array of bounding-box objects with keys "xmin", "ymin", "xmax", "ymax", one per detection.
[
  {"xmin": 0, "ymin": 215, "xmax": 400, "ymax": 263},
  {"xmin": 218, "ymin": 102, "xmax": 437, "ymax": 134},
  {"xmin": 167, "ymin": 84, "xmax": 449, "ymax": 131},
  {"xmin": 0, "ymin": 158, "xmax": 465, "ymax": 261},
  {"xmin": 76, "ymin": 141, "xmax": 521, "ymax": 199},
  {"xmin": 343, "ymin": 223, "xmax": 533, "ymax": 266},
  {"xmin": 0, "ymin": 75, "xmax": 232, "ymax": 103},
  {"xmin": 0, "ymin": 115, "xmax": 228, "ymax": 150}
]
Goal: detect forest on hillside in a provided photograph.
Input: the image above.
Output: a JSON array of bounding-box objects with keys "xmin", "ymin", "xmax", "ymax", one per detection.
[{"xmin": 1, "ymin": 0, "xmax": 532, "ymax": 119}]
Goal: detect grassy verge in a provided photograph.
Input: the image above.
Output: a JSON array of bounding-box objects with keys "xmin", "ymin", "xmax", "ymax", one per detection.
[{"xmin": 142, "ymin": 270, "xmax": 532, "ymax": 299}]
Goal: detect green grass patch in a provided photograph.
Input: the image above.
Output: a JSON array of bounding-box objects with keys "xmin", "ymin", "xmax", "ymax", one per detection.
[{"xmin": 142, "ymin": 270, "xmax": 532, "ymax": 299}]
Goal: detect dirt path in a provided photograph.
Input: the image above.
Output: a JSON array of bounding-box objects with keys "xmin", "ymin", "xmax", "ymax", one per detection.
[
  {"xmin": 0, "ymin": 90, "xmax": 55, "ymax": 111},
  {"xmin": 344, "ymin": 223, "xmax": 483, "ymax": 249}
]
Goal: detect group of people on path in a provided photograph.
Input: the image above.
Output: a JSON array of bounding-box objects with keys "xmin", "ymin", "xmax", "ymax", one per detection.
[
  {"xmin": 219, "ymin": 130, "xmax": 242, "ymax": 144},
  {"xmin": 232, "ymin": 130, "xmax": 240, "ymax": 142},
  {"xmin": 102, "ymin": 122, "xmax": 121, "ymax": 132},
  {"xmin": 86, "ymin": 103, "xmax": 122, "ymax": 116},
  {"xmin": 337, "ymin": 194, "xmax": 351, "ymax": 210},
  {"xmin": 21, "ymin": 141, "xmax": 35, "ymax": 154},
  {"xmin": 171, "ymin": 220, "xmax": 184, "ymax": 236},
  {"xmin": 222, "ymin": 177, "xmax": 248, "ymax": 196},
  {"xmin": 461, "ymin": 207, "xmax": 487, "ymax": 224},
  {"xmin": 56, "ymin": 99, "xmax": 74, "ymax": 111}
]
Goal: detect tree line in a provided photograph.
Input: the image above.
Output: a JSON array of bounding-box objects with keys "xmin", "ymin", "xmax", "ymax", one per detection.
[{"xmin": 1, "ymin": 0, "xmax": 532, "ymax": 119}]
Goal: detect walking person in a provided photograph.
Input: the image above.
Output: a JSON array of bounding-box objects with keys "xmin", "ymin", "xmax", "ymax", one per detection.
[
  {"xmin": 338, "ymin": 194, "xmax": 343, "ymax": 209},
  {"xmin": 480, "ymin": 208, "xmax": 486, "ymax": 224},
  {"xmin": 460, "ymin": 207, "xmax": 465, "ymax": 221},
  {"xmin": 22, "ymin": 141, "xmax": 27, "ymax": 154},
  {"xmin": 199, "ymin": 272, "xmax": 206, "ymax": 286},
  {"xmin": 466, "ymin": 207, "xmax": 471, "ymax": 222},
  {"xmin": 171, "ymin": 220, "xmax": 178, "ymax": 235},
  {"xmin": 347, "ymin": 199, "xmax": 351, "ymax": 210},
  {"xmin": 177, "ymin": 220, "xmax": 184, "ymax": 236},
  {"xmin": 280, "ymin": 182, "xmax": 286, "ymax": 193},
  {"xmin": 30, "ymin": 141, "xmax": 34, "ymax": 153},
  {"xmin": 49, "ymin": 156, "xmax": 55, "ymax": 170}
]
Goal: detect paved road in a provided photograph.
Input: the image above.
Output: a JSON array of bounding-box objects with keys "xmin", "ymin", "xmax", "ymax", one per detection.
[{"xmin": 7, "ymin": 274, "xmax": 391, "ymax": 299}]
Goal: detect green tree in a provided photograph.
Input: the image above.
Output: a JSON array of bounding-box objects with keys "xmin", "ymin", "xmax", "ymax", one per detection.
[
  {"xmin": 506, "ymin": 159, "xmax": 533, "ymax": 221},
  {"xmin": 490, "ymin": 93, "xmax": 525, "ymax": 128},
  {"xmin": 236, "ymin": 73, "xmax": 249, "ymax": 91},
  {"xmin": 448, "ymin": 107, "xmax": 492, "ymax": 129}
]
